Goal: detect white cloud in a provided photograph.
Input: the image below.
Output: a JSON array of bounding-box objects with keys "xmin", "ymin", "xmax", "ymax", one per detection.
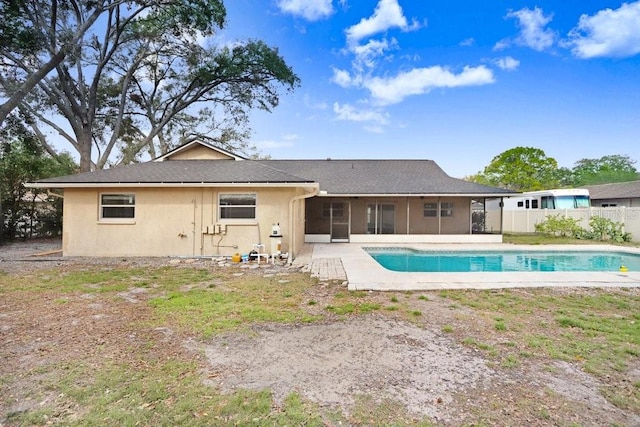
[
  {"xmin": 496, "ymin": 7, "xmax": 556, "ymax": 51},
  {"xmin": 459, "ymin": 37, "xmax": 475, "ymax": 47},
  {"xmin": 363, "ymin": 65, "xmax": 495, "ymax": 105},
  {"xmin": 493, "ymin": 56, "xmax": 520, "ymax": 71},
  {"xmin": 333, "ymin": 103, "xmax": 389, "ymax": 125},
  {"xmin": 493, "ymin": 40, "xmax": 510, "ymax": 51},
  {"xmin": 277, "ymin": 0, "xmax": 333, "ymax": 21},
  {"xmin": 345, "ymin": 0, "xmax": 420, "ymax": 44},
  {"xmin": 351, "ymin": 38, "xmax": 397, "ymax": 70},
  {"xmin": 331, "ymin": 68, "xmax": 354, "ymax": 87},
  {"xmin": 566, "ymin": 1, "xmax": 640, "ymax": 58}
]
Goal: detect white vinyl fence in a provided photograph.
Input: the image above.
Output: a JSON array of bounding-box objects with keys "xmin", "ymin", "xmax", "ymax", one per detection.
[{"xmin": 486, "ymin": 207, "xmax": 640, "ymax": 241}]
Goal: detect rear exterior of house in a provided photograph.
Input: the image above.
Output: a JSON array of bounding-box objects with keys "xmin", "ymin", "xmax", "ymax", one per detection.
[
  {"xmin": 264, "ymin": 159, "xmax": 513, "ymax": 244},
  {"xmin": 61, "ymin": 186, "xmax": 312, "ymax": 258},
  {"xmin": 29, "ymin": 141, "xmax": 516, "ymax": 259},
  {"xmin": 303, "ymin": 196, "xmax": 474, "ymax": 243}
]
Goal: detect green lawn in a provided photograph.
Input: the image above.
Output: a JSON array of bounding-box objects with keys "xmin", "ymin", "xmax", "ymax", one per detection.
[{"xmin": 503, "ymin": 232, "xmax": 640, "ymax": 246}]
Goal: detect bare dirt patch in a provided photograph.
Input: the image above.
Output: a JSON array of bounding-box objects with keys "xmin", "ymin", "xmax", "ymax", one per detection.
[
  {"xmin": 200, "ymin": 317, "xmax": 494, "ymax": 423},
  {"xmin": 1, "ymin": 240, "xmax": 639, "ymax": 426}
]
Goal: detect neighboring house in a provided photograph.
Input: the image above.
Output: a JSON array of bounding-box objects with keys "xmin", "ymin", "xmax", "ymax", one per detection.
[
  {"xmin": 28, "ymin": 141, "xmax": 516, "ymax": 259},
  {"xmin": 582, "ymin": 180, "xmax": 640, "ymax": 207}
]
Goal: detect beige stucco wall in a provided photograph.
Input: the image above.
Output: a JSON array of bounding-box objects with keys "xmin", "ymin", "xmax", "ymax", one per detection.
[
  {"xmin": 166, "ymin": 145, "xmax": 236, "ymax": 160},
  {"xmin": 290, "ymin": 194, "xmax": 308, "ymax": 257},
  {"xmin": 62, "ymin": 186, "xmax": 305, "ymax": 257}
]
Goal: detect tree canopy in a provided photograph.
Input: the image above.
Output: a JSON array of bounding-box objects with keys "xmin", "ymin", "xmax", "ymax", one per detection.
[
  {"xmin": 0, "ymin": 0, "xmax": 109, "ymax": 125},
  {"xmin": 0, "ymin": 115, "xmax": 76, "ymax": 241},
  {"xmin": 468, "ymin": 147, "xmax": 639, "ymax": 190},
  {"xmin": 572, "ymin": 155, "xmax": 639, "ymax": 186},
  {"xmin": 471, "ymin": 147, "xmax": 560, "ymax": 191},
  {"xmin": 1, "ymin": 0, "xmax": 300, "ymax": 172}
]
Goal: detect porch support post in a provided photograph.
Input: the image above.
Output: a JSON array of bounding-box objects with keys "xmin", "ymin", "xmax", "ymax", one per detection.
[
  {"xmin": 437, "ymin": 197, "xmax": 442, "ymax": 235},
  {"xmin": 406, "ymin": 197, "xmax": 410, "ymax": 235},
  {"xmin": 468, "ymin": 198, "xmax": 472, "ymax": 235}
]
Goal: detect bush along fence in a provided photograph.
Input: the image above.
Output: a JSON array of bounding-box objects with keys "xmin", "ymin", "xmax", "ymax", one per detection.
[
  {"xmin": 534, "ymin": 214, "xmax": 632, "ymax": 243},
  {"xmin": 488, "ymin": 207, "xmax": 640, "ymax": 242}
]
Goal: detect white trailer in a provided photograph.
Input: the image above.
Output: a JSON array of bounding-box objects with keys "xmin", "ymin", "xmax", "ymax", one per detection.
[{"xmin": 499, "ymin": 188, "xmax": 591, "ymax": 210}]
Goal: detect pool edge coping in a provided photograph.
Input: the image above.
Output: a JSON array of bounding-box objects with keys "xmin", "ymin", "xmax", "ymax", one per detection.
[{"xmin": 311, "ymin": 243, "xmax": 640, "ymax": 291}]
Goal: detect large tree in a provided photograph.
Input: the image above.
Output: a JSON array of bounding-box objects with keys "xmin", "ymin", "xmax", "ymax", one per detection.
[
  {"xmin": 0, "ymin": 0, "xmax": 113, "ymax": 125},
  {"xmin": 2, "ymin": 0, "xmax": 299, "ymax": 171},
  {"xmin": 470, "ymin": 146, "xmax": 561, "ymax": 191},
  {"xmin": 571, "ymin": 155, "xmax": 639, "ymax": 186}
]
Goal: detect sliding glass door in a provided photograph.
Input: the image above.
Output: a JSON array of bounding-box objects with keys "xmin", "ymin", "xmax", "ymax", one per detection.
[{"xmin": 367, "ymin": 203, "xmax": 395, "ymax": 234}]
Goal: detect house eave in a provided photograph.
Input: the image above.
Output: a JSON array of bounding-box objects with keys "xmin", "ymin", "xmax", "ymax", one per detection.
[
  {"xmin": 26, "ymin": 182, "xmax": 319, "ymax": 189},
  {"xmin": 316, "ymin": 192, "xmax": 518, "ymax": 198}
]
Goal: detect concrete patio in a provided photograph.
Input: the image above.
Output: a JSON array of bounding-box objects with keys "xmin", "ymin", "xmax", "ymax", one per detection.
[{"xmin": 299, "ymin": 243, "xmax": 640, "ymax": 291}]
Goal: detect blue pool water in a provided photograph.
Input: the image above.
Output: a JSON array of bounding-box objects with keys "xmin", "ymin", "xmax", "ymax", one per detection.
[{"xmin": 364, "ymin": 248, "xmax": 640, "ymax": 273}]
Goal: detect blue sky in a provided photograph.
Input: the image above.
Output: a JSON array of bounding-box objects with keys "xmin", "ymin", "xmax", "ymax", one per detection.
[{"xmin": 213, "ymin": 0, "xmax": 640, "ymax": 178}]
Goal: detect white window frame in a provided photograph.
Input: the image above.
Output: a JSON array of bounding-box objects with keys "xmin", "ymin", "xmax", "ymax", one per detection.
[
  {"xmin": 218, "ymin": 193, "xmax": 257, "ymax": 222},
  {"xmin": 99, "ymin": 193, "xmax": 136, "ymax": 223}
]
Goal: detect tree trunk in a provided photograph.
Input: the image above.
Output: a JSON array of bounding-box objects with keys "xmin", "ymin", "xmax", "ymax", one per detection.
[{"xmin": 78, "ymin": 127, "xmax": 93, "ymax": 172}]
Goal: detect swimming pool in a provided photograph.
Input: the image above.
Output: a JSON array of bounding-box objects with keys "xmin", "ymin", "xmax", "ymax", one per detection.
[{"xmin": 364, "ymin": 248, "xmax": 640, "ymax": 273}]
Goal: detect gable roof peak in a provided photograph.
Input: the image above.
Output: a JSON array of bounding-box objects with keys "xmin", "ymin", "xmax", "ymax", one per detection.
[{"xmin": 154, "ymin": 140, "xmax": 247, "ymax": 162}]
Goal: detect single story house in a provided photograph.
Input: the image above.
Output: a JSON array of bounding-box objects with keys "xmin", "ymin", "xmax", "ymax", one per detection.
[
  {"xmin": 582, "ymin": 180, "xmax": 640, "ymax": 207},
  {"xmin": 28, "ymin": 141, "xmax": 516, "ymax": 259}
]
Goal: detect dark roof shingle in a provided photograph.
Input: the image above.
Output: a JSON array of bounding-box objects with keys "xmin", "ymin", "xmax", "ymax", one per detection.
[
  {"xmin": 36, "ymin": 160, "xmax": 312, "ymax": 184},
  {"xmin": 34, "ymin": 158, "xmax": 514, "ymax": 196},
  {"xmin": 262, "ymin": 159, "xmax": 513, "ymax": 195},
  {"xmin": 582, "ymin": 180, "xmax": 640, "ymax": 199}
]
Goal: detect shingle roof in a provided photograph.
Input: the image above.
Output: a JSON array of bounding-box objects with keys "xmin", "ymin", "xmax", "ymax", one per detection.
[
  {"xmin": 582, "ymin": 180, "xmax": 640, "ymax": 200},
  {"xmin": 33, "ymin": 158, "xmax": 514, "ymax": 196},
  {"xmin": 262, "ymin": 159, "xmax": 514, "ymax": 195},
  {"xmin": 35, "ymin": 160, "xmax": 312, "ymax": 184}
]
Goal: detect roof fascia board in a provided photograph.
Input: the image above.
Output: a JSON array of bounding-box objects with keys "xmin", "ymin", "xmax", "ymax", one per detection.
[
  {"xmin": 26, "ymin": 182, "xmax": 319, "ymax": 189},
  {"xmin": 315, "ymin": 193, "xmax": 519, "ymax": 197}
]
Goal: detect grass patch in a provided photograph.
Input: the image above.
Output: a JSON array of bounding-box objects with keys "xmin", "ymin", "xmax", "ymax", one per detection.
[
  {"xmin": 441, "ymin": 287, "xmax": 640, "ymax": 411},
  {"xmin": 9, "ymin": 359, "xmax": 336, "ymax": 427},
  {"xmin": 501, "ymin": 354, "xmax": 520, "ymax": 368},
  {"xmin": 2, "ymin": 267, "xmax": 216, "ymax": 294},
  {"xmin": 326, "ymin": 302, "xmax": 381, "ymax": 315},
  {"xmin": 462, "ymin": 337, "xmax": 494, "ymax": 351},
  {"xmin": 148, "ymin": 274, "xmax": 320, "ymax": 337},
  {"xmin": 349, "ymin": 394, "xmax": 433, "ymax": 426}
]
